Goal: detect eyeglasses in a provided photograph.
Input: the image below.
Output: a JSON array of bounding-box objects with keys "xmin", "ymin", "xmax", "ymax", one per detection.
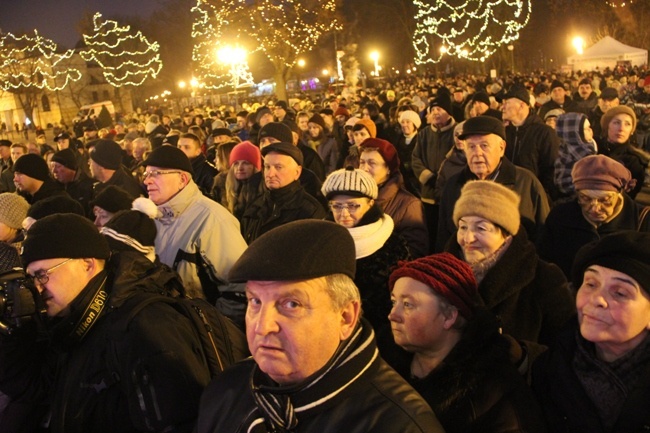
[
  {"xmin": 329, "ymin": 203, "xmax": 362, "ymax": 214},
  {"xmin": 143, "ymin": 170, "xmax": 182, "ymax": 180},
  {"xmin": 29, "ymin": 258, "xmax": 74, "ymax": 286},
  {"xmin": 577, "ymin": 193, "xmax": 617, "ymax": 208}
]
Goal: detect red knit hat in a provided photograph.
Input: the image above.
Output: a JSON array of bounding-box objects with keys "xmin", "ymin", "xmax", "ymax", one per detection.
[
  {"xmin": 359, "ymin": 138, "xmax": 400, "ymax": 174},
  {"xmin": 229, "ymin": 141, "xmax": 261, "ymax": 171},
  {"xmin": 389, "ymin": 253, "xmax": 479, "ymax": 319}
]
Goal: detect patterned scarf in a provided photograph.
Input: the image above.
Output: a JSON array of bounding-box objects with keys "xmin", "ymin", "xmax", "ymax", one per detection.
[{"xmin": 250, "ymin": 320, "xmax": 378, "ymax": 432}]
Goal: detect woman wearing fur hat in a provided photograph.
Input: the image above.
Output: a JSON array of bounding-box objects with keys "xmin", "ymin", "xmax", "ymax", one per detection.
[
  {"xmin": 321, "ymin": 167, "xmax": 410, "ymax": 334},
  {"xmin": 596, "ymin": 105, "xmax": 648, "ymax": 198},
  {"xmin": 447, "ymin": 180, "xmax": 575, "ymax": 364},
  {"xmin": 385, "ymin": 253, "xmax": 546, "ymax": 433},
  {"xmin": 359, "ymin": 138, "xmax": 429, "ymax": 258},
  {"xmin": 533, "ymin": 231, "xmax": 650, "ymax": 433},
  {"xmin": 539, "ymin": 155, "xmax": 648, "ymax": 279}
]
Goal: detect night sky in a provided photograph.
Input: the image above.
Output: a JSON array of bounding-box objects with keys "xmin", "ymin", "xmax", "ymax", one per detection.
[{"xmin": 0, "ymin": 0, "xmax": 161, "ymax": 48}]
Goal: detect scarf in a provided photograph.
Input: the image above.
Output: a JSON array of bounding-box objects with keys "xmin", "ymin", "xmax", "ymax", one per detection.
[
  {"xmin": 250, "ymin": 320, "xmax": 378, "ymax": 432},
  {"xmin": 467, "ymin": 235, "xmax": 512, "ymax": 285},
  {"xmin": 573, "ymin": 331, "xmax": 650, "ymax": 431},
  {"xmin": 348, "ymin": 214, "xmax": 394, "ymax": 259}
]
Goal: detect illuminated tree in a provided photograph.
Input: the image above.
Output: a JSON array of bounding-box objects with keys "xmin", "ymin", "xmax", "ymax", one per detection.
[
  {"xmin": 194, "ymin": 0, "xmax": 341, "ymax": 100},
  {"xmin": 0, "ymin": 30, "xmax": 81, "ymax": 125},
  {"xmin": 81, "ymin": 13, "xmax": 163, "ymax": 88},
  {"xmin": 191, "ymin": 0, "xmax": 254, "ymax": 91},
  {"xmin": 412, "ymin": 0, "xmax": 532, "ymax": 64}
]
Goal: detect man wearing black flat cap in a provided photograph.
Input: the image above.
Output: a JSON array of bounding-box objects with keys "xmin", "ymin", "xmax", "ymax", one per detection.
[
  {"xmin": 589, "ymin": 87, "xmax": 620, "ymax": 139},
  {"xmin": 142, "ymin": 145, "xmax": 248, "ymax": 323},
  {"xmin": 197, "ymin": 220, "xmax": 444, "ymax": 433},
  {"xmin": 239, "ymin": 142, "xmax": 325, "ymax": 243},
  {"xmin": 436, "ymin": 115, "xmax": 550, "ymax": 251},
  {"xmin": 502, "ymin": 84, "xmax": 560, "ymax": 198}
]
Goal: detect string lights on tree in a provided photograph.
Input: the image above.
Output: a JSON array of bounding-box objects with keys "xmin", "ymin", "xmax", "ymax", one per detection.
[
  {"xmin": 412, "ymin": 0, "xmax": 532, "ymax": 64},
  {"xmin": 81, "ymin": 13, "xmax": 162, "ymax": 87},
  {"xmin": 192, "ymin": 0, "xmax": 341, "ymax": 100},
  {"xmin": 605, "ymin": 0, "xmax": 634, "ymax": 7},
  {"xmin": 0, "ymin": 30, "xmax": 82, "ymax": 123},
  {"xmin": 190, "ymin": 0, "xmax": 254, "ymax": 90}
]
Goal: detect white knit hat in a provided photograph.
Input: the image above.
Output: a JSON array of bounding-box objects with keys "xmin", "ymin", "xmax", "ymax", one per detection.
[
  {"xmin": 398, "ymin": 110, "xmax": 422, "ymax": 129},
  {"xmin": 0, "ymin": 193, "xmax": 30, "ymax": 229},
  {"xmin": 321, "ymin": 167, "xmax": 378, "ymax": 200}
]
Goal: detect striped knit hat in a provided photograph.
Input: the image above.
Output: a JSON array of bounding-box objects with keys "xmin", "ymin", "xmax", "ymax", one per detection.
[
  {"xmin": 99, "ymin": 197, "xmax": 158, "ymax": 262},
  {"xmin": 321, "ymin": 166, "xmax": 378, "ymax": 200},
  {"xmin": 389, "ymin": 253, "xmax": 479, "ymax": 319}
]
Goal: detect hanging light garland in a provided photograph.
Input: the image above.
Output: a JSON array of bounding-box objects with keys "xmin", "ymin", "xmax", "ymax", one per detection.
[
  {"xmin": 605, "ymin": 0, "xmax": 634, "ymax": 7},
  {"xmin": 0, "ymin": 30, "xmax": 82, "ymax": 92},
  {"xmin": 81, "ymin": 13, "xmax": 162, "ymax": 87},
  {"xmin": 412, "ymin": 0, "xmax": 531, "ymax": 64}
]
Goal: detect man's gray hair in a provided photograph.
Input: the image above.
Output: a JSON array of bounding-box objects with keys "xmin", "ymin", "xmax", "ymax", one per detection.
[{"xmin": 324, "ymin": 273, "xmax": 360, "ymax": 311}]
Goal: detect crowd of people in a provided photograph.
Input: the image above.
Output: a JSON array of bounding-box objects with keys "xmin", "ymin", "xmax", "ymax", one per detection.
[{"xmin": 0, "ymin": 64, "xmax": 650, "ymax": 432}]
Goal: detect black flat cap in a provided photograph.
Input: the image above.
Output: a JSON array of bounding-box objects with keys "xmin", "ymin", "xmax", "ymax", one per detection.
[
  {"xmin": 261, "ymin": 142, "xmax": 304, "ymax": 166},
  {"xmin": 229, "ymin": 220, "xmax": 356, "ymax": 282},
  {"xmin": 458, "ymin": 115, "xmax": 506, "ymax": 141},
  {"xmin": 142, "ymin": 145, "xmax": 193, "ymax": 174}
]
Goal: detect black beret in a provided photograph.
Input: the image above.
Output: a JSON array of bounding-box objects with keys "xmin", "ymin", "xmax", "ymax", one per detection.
[
  {"xmin": 13, "ymin": 154, "xmax": 50, "ymax": 181},
  {"xmin": 21, "ymin": 214, "xmax": 111, "ymax": 266},
  {"xmin": 261, "ymin": 142, "xmax": 304, "ymax": 166},
  {"xmin": 229, "ymin": 220, "xmax": 356, "ymax": 282},
  {"xmin": 259, "ymin": 122, "xmax": 293, "ymax": 144},
  {"xmin": 51, "ymin": 149, "xmax": 78, "ymax": 170},
  {"xmin": 90, "ymin": 185, "xmax": 134, "ymax": 213},
  {"xmin": 142, "ymin": 145, "xmax": 193, "ymax": 174},
  {"xmin": 211, "ymin": 128, "xmax": 232, "ymax": 138},
  {"xmin": 572, "ymin": 231, "xmax": 650, "ymax": 292},
  {"xmin": 504, "ymin": 84, "xmax": 530, "ymax": 105},
  {"xmin": 89, "ymin": 140, "xmax": 123, "ymax": 170},
  {"xmin": 458, "ymin": 115, "xmax": 506, "ymax": 141}
]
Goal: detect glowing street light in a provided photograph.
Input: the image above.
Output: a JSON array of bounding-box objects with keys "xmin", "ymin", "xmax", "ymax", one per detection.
[
  {"xmin": 370, "ymin": 51, "xmax": 380, "ymax": 77},
  {"xmin": 439, "ymin": 46, "xmax": 447, "ymax": 54},
  {"xmin": 322, "ymin": 69, "xmax": 330, "ymax": 76},
  {"xmin": 190, "ymin": 77, "xmax": 199, "ymax": 88},
  {"xmin": 573, "ymin": 36, "xmax": 585, "ymax": 55},
  {"xmin": 178, "ymin": 80, "xmax": 187, "ymax": 89},
  {"xmin": 217, "ymin": 45, "xmax": 247, "ymax": 91},
  {"xmin": 297, "ymin": 59, "xmax": 306, "ymax": 68}
]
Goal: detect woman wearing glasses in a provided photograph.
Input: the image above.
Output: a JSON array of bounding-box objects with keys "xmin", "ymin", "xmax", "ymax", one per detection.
[
  {"xmin": 539, "ymin": 155, "xmax": 649, "ymax": 279},
  {"xmin": 321, "ymin": 167, "xmax": 410, "ymax": 335}
]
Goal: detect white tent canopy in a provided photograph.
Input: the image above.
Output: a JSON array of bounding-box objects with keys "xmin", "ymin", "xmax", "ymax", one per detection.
[{"xmin": 568, "ymin": 36, "xmax": 647, "ymax": 71}]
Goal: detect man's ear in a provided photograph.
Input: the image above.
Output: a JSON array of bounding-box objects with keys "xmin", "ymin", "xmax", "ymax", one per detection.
[{"xmin": 339, "ymin": 300, "xmax": 361, "ymax": 341}]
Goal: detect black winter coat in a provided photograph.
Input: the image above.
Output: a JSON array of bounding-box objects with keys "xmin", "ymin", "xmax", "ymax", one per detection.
[
  {"xmin": 598, "ymin": 138, "xmax": 648, "ymax": 199},
  {"xmin": 240, "ymin": 180, "xmax": 325, "ymax": 243},
  {"xmin": 532, "ymin": 325, "xmax": 650, "ymax": 433},
  {"xmin": 382, "ymin": 310, "xmax": 547, "ymax": 433},
  {"xmin": 190, "ymin": 154, "xmax": 218, "ymax": 199},
  {"xmin": 446, "ymin": 230, "xmax": 575, "ymax": 356},
  {"xmin": 505, "ymin": 112, "xmax": 559, "ymax": 198},
  {"xmin": 0, "ymin": 252, "xmax": 221, "ymax": 433},
  {"xmin": 538, "ymin": 194, "xmax": 650, "ymax": 278}
]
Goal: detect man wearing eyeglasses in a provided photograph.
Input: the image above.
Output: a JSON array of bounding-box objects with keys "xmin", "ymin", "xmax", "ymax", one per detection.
[
  {"xmin": 0, "ymin": 213, "xmax": 230, "ymax": 432},
  {"xmin": 141, "ymin": 146, "xmax": 248, "ymax": 325}
]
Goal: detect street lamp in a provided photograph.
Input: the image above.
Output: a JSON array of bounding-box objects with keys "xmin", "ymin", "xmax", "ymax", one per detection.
[
  {"xmin": 297, "ymin": 59, "xmax": 306, "ymax": 68},
  {"xmin": 370, "ymin": 51, "xmax": 379, "ymax": 77},
  {"xmin": 572, "ymin": 36, "xmax": 585, "ymax": 55},
  {"xmin": 507, "ymin": 45, "xmax": 515, "ymax": 72}
]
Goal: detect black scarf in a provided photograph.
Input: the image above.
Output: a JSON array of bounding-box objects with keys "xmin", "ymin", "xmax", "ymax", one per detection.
[{"xmin": 250, "ymin": 319, "xmax": 378, "ymax": 432}]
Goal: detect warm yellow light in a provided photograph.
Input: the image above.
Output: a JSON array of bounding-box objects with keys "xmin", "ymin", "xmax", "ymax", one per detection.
[
  {"xmin": 190, "ymin": 77, "xmax": 199, "ymax": 87},
  {"xmin": 572, "ymin": 36, "xmax": 585, "ymax": 55},
  {"xmin": 297, "ymin": 59, "xmax": 306, "ymax": 67},
  {"xmin": 178, "ymin": 80, "xmax": 187, "ymax": 89},
  {"xmin": 440, "ymin": 46, "xmax": 447, "ymax": 54},
  {"xmin": 370, "ymin": 51, "xmax": 379, "ymax": 61},
  {"xmin": 218, "ymin": 46, "xmax": 246, "ymax": 64},
  {"xmin": 322, "ymin": 69, "xmax": 329, "ymax": 76}
]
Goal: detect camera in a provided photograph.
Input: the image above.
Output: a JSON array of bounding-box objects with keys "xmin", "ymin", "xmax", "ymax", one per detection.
[{"xmin": 0, "ymin": 268, "xmax": 45, "ymax": 335}]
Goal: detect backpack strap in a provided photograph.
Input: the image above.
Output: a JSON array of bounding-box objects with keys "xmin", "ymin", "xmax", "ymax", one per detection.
[
  {"xmin": 173, "ymin": 248, "xmax": 223, "ymax": 303},
  {"xmin": 638, "ymin": 206, "xmax": 650, "ymax": 232}
]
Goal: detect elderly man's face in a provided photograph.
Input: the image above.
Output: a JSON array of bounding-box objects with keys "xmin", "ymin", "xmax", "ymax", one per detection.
[
  {"xmin": 245, "ymin": 278, "xmax": 357, "ymax": 385},
  {"xmin": 551, "ymin": 87, "xmax": 566, "ymax": 104},
  {"xmin": 51, "ymin": 162, "xmax": 76, "ymax": 184},
  {"xmin": 26, "ymin": 258, "xmax": 88, "ymax": 317},
  {"xmin": 143, "ymin": 165, "xmax": 186, "ymax": 205},
  {"xmin": 464, "ymin": 134, "xmax": 505, "ymax": 179},
  {"xmin": 263, "ymin": 153, "xmax": 301, "ymax": 190}
]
